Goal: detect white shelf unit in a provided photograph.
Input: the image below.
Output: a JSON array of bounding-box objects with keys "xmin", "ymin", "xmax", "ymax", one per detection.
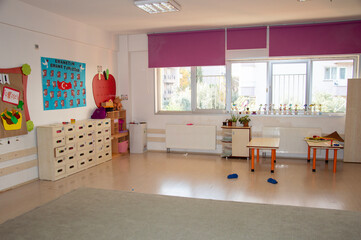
[
  {"xmin": 37, "ymin": 118, "xmax": 112, "ymax": 181},
  {"xmin": 221, "ymin": 126, "xmax": 251, "ymax": 158}
]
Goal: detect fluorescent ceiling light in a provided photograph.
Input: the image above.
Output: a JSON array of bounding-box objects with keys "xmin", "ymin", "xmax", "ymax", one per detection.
[{"xmin": 135, "ymin": 0, "xmax": 181, "ymax": 14}]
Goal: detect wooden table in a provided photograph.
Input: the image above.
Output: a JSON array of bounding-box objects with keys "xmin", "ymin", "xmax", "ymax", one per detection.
[
  {"xmin": 247, "ymin": 138, "xmax": 280, "ymax": 173},
  {"xmin": 305, "ymin": 139, "xmax": 344, "ymax": 173}
]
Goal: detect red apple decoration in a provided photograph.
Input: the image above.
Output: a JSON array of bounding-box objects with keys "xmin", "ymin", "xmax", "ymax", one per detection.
[{"xmin": 92, "ymin": 73, "xmax": 116, "ymax": 107}]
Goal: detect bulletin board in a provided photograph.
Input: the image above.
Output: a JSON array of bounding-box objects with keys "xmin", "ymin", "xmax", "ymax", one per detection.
[
  {"xmin": 41, "ymin": 57, "xmax": 86, "ymax": 110},
  {"xmin": 0, "ymin": 67, "xmax": 30, "ymax": 138}
]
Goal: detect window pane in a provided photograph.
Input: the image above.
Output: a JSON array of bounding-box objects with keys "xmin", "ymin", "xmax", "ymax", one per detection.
[
  {"xmin": 231, "ymin": 63, "xmax": 267, "ymax": 111},
  {"xmin": 158, "ymin": 67, "xmax": 191, "ymax": 111},
  {"xmin": 272, "ymin": 63, "xmax": 307, "ymax": 107},
  {"xmin": 196, "ymin": 66, "xmax": 226, "ymax": 110},
  {"xmin": 312, "ymin": 60, "xmax": 353, "ymax": 113}
]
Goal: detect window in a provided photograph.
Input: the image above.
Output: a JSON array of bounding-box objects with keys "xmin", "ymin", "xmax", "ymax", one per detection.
[
  {"xmin": 156, "ymin": 66, "xmax": 226, "ymax": 113},
  {"xmin": 155, "ymin": 56, "xmax": 357, "ymax": 114},
  {"xmin": 157, "ymin": 67, "xmax": 191, "ymax": 111},
  {"xmin": 196, "ymin": 66, "xmax": 226, "ymax": 110},
  {"xmin": 271, "ymin": 62, "xmax": 307, "ymax": 107},
  {"xmin": 312, "ymin": 60, "xmax": 354, "ymax": 113},
  {"xmin": 324, "ymin": 67, "xmax": 337, "ymax": 80},
  {"xmin": 231, "ymin": 62, "xmax": 267, "ymax": 111}
]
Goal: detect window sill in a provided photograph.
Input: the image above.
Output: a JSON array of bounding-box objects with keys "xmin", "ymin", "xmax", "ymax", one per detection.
[
  {"xmin": 244, "ymin": 113, "xmax": 345, "ymax": 118},
  {"xmin": 155, "ymin": 111, "xmax": 345, "ymax": 117}
]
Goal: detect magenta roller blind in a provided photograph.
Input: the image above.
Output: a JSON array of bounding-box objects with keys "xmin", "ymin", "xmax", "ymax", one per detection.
[
  {"xmin": 148, "ymin": 29, "xmax": 225, "ymax": 68},
  {"xmin": 269, "ymin": 20, "xmax": 361, "ymax": 57},
  {"xmin": 227, "ymin": 27, "xmax": 267, "ymax": 50}
]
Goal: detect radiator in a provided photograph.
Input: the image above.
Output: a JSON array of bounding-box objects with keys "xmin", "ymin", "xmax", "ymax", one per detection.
[
  {"xmin": 166, "ymin": 125, "xmax": 217, "ymax": 151},
  {"xmin": 262, "ymin": 127, "xmax": 321, "ymax": 154}
]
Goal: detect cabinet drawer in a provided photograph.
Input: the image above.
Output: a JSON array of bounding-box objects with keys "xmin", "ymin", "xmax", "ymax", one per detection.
[
  {"xmin": 87, "ymin": 147, "xmax": 95, "ymax": 156},
  {"xmin": 54, "ymin": 166, "xmax": 66, "ymax": 178},
  {"xmin": 104, "ymin": 150, "xmax": 112, "ymax": 161},
  {"xmin": 85, "ymin": 131, "xmax": 95, "ymax": 139},
  {"xmin": 65, "ymin": 153, "xmax": 77, "ymax": 162},
  {"xmin": 76, "ymin": 132, "xmax": 86, "ymax": 141},
  {"xmin": 66, "ymin": 134, "xmax": 76, "ymax": 144},
  {"xmin": 104, "ymin": 135, "xmax": 111, "ymax": 143},
  {"xmin": 64, "ymin": 124, "xmax": 76, "ymax": 134},
  {"xmin": 95, "ymin": 137, "xmax": 103, "ymax": 145},
  {"xmin": 77, "ymin": 159, "xmax": 87, "ymax": 170},
  {"xmin": 77, "ymin": 141, "xmax": 87, "ymax": 150},
  {"xmin": 67, "ymin": 144, "xmax": 76, "ymax": 154},
  {"xmin": 95, "ymin": 142, "xmax": 104, "ymax": 152},
  {"xmin": 86, "ymin": 139, "xmax": 95, "ymax": 148},
  {"xmin": 54, "ymin": 146, "xmax": 67, "ymax": 157},
  {"xmin": 103, "ymin": 128, "xmax": 111, "ymax": 136},
  {"xmin": 65, "ymin": 162, "xmax": 78, "ymax": 176},
  {"xmin": 95, "ymin": 120, "xmax": 103, "ymax": 129},
  {"xmin": 86, "ymin": 122, "xmax": 96, "ymax": 131},
  {"xmin": 77, "ymin": 149, "xmax": 87, "ymax": 159},
  {"xmin": 95, "ymin": 129, "xmax": 103, "ymax": 137},
  {"xmin": 76, "ymin": 123, "xmax": 86, "ymax": 132},
  {"xmin": 52, "ymin": 126, "xmax": 65, "ymax": 137},
  {"xmin": 104, "ymin": 143, "xmax": 111, "ymax": 151},
  {"xmin": 53, "ymin": 136, "xmax": 65, "ymax": 148},
  {"xmin": 87, "ymin": 156, "xmax": 96, "ymax": 166},
  {"xmin": 54, "ymin": 156, "xmax": 66, "ymax": 167},
  {"xmin": 103, "ymin": 119, "xmax": 111, "ymax": 128},
  {"xmin": 96, "ymin": 152, "xmax": 104, "ymax": 163}
]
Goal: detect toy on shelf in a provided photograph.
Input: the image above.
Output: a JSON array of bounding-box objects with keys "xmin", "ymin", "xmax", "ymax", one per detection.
[
  {"xmin": 318, "ymin": 104, "xmax": 322, "ymax": 115},
  {"xmin": 268, "ymin": 104, "xmax": 273, "ymax": 115},
  {"xmin": 263, "ymin": 104, "xmax": 268, "ymax": 115},
  {"xmin": 288, "ymin": 104, "xmax": 292, "ymax": 115},
  {"xmin": 113, "ymin": 96, "xmax": 123, "ymax": 111},
  {"xmin": 304, "ymin": 104, "xmax": 308, "ymax": 115},
  {"xmin": 295, "ymin": 104, "xmax": 299, "ymax": 115},
  {"xmin": 258, "ymin": 104, "xmax": 262, "ymax": 115},
  {"xmin": 272, "ymin": 104, "xmax": 276, "ymax": 115}
]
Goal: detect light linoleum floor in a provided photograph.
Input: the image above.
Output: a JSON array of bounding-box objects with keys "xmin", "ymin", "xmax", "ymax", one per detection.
[{"xmin": 1, "ymin": 151, "xmax": 361, "ymax": 224}]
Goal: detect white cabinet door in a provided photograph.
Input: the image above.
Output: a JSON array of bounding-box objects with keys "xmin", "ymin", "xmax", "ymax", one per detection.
[
  {"xmin": 344, "ymin": 78, "xmax": 361, "ymax": 162},
  {"xmin": 232, "ymin": 129, "xmax": 250, "ymax": 157}
]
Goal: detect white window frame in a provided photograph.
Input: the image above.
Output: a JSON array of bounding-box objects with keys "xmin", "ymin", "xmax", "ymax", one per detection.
[{"xmin": 155, "ymin": 55, "xmax": 360, "ymax": 114}]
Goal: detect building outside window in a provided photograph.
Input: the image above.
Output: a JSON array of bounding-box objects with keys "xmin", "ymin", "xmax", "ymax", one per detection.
[
  {"xmin": 196, "ymin": 66, "xmax": 226, "ymax": 110},
  {"xmin": 312, "ymin": 60, "xmax": 354, "ymax": 112}
]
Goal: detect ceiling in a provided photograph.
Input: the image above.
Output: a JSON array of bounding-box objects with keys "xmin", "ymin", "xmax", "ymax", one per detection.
[{"xmin": 19, "ymin": 0, "xmax": 361, "ymax": 34}]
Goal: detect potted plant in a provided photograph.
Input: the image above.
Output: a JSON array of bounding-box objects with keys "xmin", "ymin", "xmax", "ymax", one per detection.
[
  {"xmin": 230, "ymin": 113, "xmax": 238, "ymax": 126},
  {"xmin": 239, "ymin": 115, "xmax": 251, "ymax": 127},
  {"xmin": 226, "ymin": 119, "xmax": 232, "ymax": 126}
]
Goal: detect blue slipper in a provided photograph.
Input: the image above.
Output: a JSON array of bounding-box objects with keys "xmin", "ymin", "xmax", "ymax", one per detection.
[
  {"xmin": 227, "ymin": 173, "xmax": 238, "ymax": 179},
  {"xmin": 267, "ymin": 178, "xmax": 278, "ymax": 184}
]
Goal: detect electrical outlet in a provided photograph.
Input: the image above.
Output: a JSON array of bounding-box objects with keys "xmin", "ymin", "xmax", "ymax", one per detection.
[{"xmin": 121, "ymin": 94, "xmax": 128, "ymax": 100}]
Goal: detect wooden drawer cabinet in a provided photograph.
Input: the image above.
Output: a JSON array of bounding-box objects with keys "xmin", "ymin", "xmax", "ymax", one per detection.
[{"xmin": 37, "ymin": 119, "xmax": 112, "ymax": 181}]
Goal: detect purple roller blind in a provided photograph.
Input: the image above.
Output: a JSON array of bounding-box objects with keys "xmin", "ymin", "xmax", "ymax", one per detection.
[
  {"xmin": 227, "ymin": 27, "xmax": 267, "ymax": 50},
  {"xmin": 269, "ymin": 20, "xmax": 361, "ymax": 57},
  {"xmin": 148, "ymin": 30, "xmax": 225, "ymax": 68}
]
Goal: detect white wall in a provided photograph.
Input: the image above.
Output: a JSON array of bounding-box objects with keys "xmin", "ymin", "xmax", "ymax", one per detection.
[
  {"xmin": 0, "ymin": 0, "xmax": 118, "ymax": 190},
  {"xmin": 118, "ymin": 33, "xmax": 346, "ymax": 154}
]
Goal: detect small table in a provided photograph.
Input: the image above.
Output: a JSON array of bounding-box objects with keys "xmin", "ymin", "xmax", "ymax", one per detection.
[
  {"xmin": 305, "ymin": 139, "xmax": 344, "ymax": 173},
  {"xmin": 247, "ymin": 138, "xmax": 280, "ymax": 173}
]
